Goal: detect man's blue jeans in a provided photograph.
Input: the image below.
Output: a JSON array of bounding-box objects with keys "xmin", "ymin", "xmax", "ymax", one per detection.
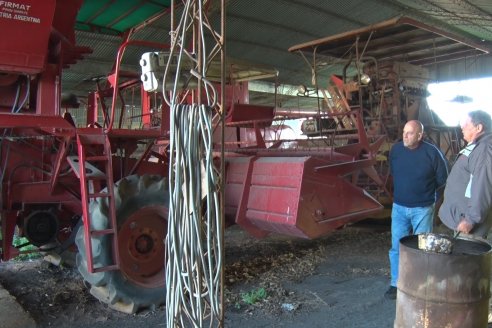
[{"xmin": 389, "ymin": 203, "xmax": 434, "ymax": 287}]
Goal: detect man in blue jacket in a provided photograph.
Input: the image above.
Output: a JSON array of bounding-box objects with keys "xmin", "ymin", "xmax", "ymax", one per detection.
[{"xmin": 385, "ymin": 120, "xmax": 448, "ymax": 300}]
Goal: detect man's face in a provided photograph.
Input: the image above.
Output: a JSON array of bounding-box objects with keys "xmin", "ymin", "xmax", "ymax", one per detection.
[
  {"xmin": 460, "ymin": 116, "xmax": 481, "ymax": 144},
  {"xmin": 402, "ymin": 122, "xmax": 422, "ymax": 149}
]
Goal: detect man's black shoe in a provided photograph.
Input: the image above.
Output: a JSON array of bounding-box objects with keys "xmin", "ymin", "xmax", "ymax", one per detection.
[{"xmin": 384, "ymin": 286, "xmax": 397, "ymax": 300}]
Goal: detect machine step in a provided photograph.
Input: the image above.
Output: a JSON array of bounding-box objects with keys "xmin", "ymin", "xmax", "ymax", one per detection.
[{"xmin": 67, "ymin": 156, "xmax": 106, "ymax": 180}]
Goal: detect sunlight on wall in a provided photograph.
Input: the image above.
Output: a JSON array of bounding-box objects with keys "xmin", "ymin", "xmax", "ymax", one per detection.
[{"xmin": 427, "ymin": 77, "xmax": 492, "ymax": 126}]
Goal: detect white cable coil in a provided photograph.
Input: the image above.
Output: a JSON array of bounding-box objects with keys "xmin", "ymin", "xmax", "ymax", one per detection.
[
  {"xmin": 164, "ymin": 0, "xmax": 223, "ymax": 325},
  {"xmin": 166, "ymin": 103, "xmax": 222, "ymax": 327}
]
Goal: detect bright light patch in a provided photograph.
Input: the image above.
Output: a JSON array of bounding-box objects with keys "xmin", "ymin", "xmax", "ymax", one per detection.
[{"xmin": 428, "ymin": 77, "xmax": 492, "ymax": 126}]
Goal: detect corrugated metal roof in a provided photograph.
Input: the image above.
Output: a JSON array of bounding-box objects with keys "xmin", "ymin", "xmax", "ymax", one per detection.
[{"xmin": 62, "ymin": 0, "xmax": 492, "ymax": 99}]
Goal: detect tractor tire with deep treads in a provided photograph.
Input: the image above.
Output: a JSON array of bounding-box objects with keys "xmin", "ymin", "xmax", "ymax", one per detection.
[{"xmin": 75, "ymin": 174, "xmax": 168, "ymax": 314}]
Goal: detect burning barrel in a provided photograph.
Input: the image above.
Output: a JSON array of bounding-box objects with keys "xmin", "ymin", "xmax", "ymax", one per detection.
[{"xmin": 395, "ymin": 235, "xmax": 492, "ymax": 328}]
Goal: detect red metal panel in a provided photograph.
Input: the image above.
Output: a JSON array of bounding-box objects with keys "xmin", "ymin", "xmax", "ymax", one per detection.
[
  {"xmin": 0, "ymin": 0, "xmax": 56, "ymax": 74},
  {"xmin": 225, "ymin": 103, "xmax": 274, "ymax": 128},
  {"xmin": 36, "ymin": 63, "xmax": 61, "ymax": 116},
  {"xmin": 11, "ymin": 182, "xmax": 80, "ymax": 204},
  {"xmin": 244, "ymin": 157, "xmax": 304, "ymax": 237},
  {"xmin": 247, "ymin": 157, "xmax": 304, "ymax": 229},
  {"xmin": 0, "ymin": 113, "xmax": 75, "ymax": 135},
  {"xmin": 224, "ymin": 157, "xmax": 251, "ymax": 220},
  {"xmin": 229, "ymin": 156, "xmax": 383, "ymax": 239},
  {"xmin": 141, "ymin": 88, "xmax": 151, "ymax": 128}
]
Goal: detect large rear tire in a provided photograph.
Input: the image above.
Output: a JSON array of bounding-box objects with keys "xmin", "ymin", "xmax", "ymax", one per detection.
[{"xmin": 75, "ymin": 174, "xmax": 168, "ymax": 314}]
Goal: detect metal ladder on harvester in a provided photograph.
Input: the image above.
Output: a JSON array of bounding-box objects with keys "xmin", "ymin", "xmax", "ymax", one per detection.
[{"xmin": 68, "ymin": 128, "xmax": 120, "ymax": 273}]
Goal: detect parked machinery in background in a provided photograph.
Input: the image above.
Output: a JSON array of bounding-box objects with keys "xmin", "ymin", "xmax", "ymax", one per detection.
[
  {"xmin": 0, "ymin": 0, "xmax": 386, "ymax": 314},
  {"xmin": 288, "ymin": 16, "xmax": 486, "ymax": 207}
]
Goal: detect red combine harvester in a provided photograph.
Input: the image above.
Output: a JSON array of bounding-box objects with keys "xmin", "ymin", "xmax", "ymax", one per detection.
[{"xmin": 0, "ymin": 0, "xmax": 385, "ymax": 313}]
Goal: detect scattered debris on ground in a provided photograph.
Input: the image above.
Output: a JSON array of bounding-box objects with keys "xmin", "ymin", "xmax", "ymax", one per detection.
[{"xmin": 0, "ymin": 223, "xmax": 397, "ymax": 328}]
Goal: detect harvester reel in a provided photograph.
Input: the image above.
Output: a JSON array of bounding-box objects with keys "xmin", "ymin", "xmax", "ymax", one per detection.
[{"xmin": 75, "ymin": 175, "xmax": 168, "ymax": 314}]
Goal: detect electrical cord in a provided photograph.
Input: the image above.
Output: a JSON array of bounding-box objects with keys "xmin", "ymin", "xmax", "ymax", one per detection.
[
  {"xmin": 167, "ymin": 103, "xmax": 222, "ymax": 327},
  {"xmin": 165, "ymin": 1, "xmax": 223, "ymax": 326}
]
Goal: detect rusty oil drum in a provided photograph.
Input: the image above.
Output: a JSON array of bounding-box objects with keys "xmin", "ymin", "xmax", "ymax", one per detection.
[{"xmin": 395, "ymin": 235, "xmax": 492, "ymax": 328}]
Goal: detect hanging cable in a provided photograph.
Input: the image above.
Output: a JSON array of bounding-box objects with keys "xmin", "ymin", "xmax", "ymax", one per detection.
[
  {"xmin": 166, "ymin": 103, "xmax": 222, "ymax": 327},
  {"xmin": 165, "ymin": 0, "xmax": 223, "ymax": 327}
]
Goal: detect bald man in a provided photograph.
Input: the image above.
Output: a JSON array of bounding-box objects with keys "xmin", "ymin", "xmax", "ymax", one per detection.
[{"xmin": 385, "ymin": 120, "xmax": 448, "ymax": 300}]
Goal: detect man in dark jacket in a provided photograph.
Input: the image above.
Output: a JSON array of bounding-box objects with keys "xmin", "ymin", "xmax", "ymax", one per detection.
[
  {"xmin": 385, "ymin": 120, "xmax": 448, "ymax": 300},
  {"xmin": 439, "ymin": 110, "xmax": 492, "ymax": 238}
]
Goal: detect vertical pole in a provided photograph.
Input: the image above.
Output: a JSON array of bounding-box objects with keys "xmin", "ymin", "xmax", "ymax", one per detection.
[{"xmin": 219, "ymin": 1, "xmax": 226, "ymax": 326}]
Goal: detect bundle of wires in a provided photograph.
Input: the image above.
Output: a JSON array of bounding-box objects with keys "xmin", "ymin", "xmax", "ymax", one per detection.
[
  {"xmin": 164, "ymin": 0, "xmax": 223, "ymax": 326},
  {"xmin": 166, "ymin": 103, "xmax": 222, "ymax": 327}
]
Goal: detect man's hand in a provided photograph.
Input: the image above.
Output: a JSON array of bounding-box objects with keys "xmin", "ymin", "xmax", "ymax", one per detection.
[{"xmin": 456, "ymin": 219, "xmax": 473, "ymax": 234}]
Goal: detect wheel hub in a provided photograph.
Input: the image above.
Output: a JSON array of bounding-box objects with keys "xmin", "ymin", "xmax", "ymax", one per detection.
[
  {"xmin": 135, "ymin": 234, "xmax": 154, "ymax": 254},
  {"xmin": 118, "ymin": 205, "xmax": 167, "ymax": 288}
]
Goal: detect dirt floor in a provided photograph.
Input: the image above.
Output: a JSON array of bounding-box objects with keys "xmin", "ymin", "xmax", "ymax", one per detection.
[{"xmin": 0, "ymin": 221, "xmax": 402, "ymax": 327}]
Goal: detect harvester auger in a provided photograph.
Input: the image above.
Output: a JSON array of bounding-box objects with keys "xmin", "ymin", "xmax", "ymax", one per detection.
[{"xmin": 0, "ymin": 0, "xmax": 387, "ymax": 314}]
